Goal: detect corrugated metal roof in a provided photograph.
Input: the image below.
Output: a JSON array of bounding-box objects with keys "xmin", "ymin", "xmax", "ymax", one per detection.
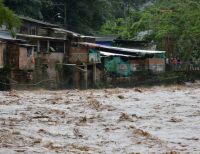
[
  {"xmin": 17, "ymin": 33, "xmax": 66, "ymax": 41},
  {"xmin": 94, "ymin": 36, "xmax": 117, "ymax": 42},
  {"xmin": 100, "ymin": 45, "xmax": 165, "ymax": 54},
  {"xmin": 79, "ymin": 42, "xmax": 165, "ymax": 56},
  {"xmin": 0, "ymin": 30, "xmax": 26, "ymax": 42},
  {"xmin": 0, "ymin": 31, "xmax": 14, "ymax": 40},
  {"xmin": 19, "ymin": 16, "xmax": 59, "ymax": 28},
  {"xmin": 19, "ymin": 44, "xmax": 37, "ymax": 47},
  {"xmin": 47, "ymin": 27, "xmax": 81, "ymax": 37},
  {"xmin": 44, "ymin": 27, "xmax": 94, "ymax": 39},
  {"xmin": 100, "ymin": 51, "xmax": 137, "ymax": 58}
]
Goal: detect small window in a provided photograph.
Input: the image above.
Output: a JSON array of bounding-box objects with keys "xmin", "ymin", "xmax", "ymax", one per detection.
[
  {"xmin": 50, "ymin": 41, "xmax": 64, "ymax": 53},
  {"xmin": 40, "ymin": 41, "xmax": 48, "ymax": 53},
  {"xmin": 27, "ymin": 47, "xmax": 33, "ymax": 57},
  {"xmin": 31, "ymin": 26, "xmax": 37, "ymax": 35}
]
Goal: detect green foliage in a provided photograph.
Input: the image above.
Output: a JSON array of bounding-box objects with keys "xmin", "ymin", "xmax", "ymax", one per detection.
[
  {"xmin": 3, "ymin": 0, "xmax": 200, "ymax": 60},
  {"xmin": 0, "ymin": 0, "xmax": 21, "ymax": 33},
  {"xmin": 4, "ymin": 0, "xmax": 113, "ymax": 34},
  {"xmin": 101, "ymin": 0, "xmax": 200, "ymax": 60},
  {"xmin": 4, "ymin": 0, "xmax": 43, "ymax": 19},
  {"xmin": 101, "ymin": 11, "xmax": 147, "ymax": 39},
  {"xmin": 3, "ymin": 0, "xmax": 151, "ymax": 35}
]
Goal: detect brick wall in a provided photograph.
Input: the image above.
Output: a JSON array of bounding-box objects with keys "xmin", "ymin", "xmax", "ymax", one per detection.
[{"xmin": 69, "ymin": 46, "xmax": 88, "ymax": 63}]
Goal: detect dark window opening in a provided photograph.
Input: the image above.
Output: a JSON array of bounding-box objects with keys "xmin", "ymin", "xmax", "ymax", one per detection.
[
  {"xmin": 50, "ymin": 41, "xmax": 64, "ymax": 53},
  {"xmin": 40, "ymin": 41, "xmax": 47, "ymax": 53}
]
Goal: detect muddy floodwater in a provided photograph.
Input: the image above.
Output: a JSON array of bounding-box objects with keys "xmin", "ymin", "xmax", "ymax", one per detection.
[{"xmin": 0, "ymin": 83, "xmax": 200, "ymax": 154}]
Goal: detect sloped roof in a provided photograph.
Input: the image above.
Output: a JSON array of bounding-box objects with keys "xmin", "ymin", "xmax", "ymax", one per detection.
[
  {"xmin": 0, "ymin": 30, "xmax": 26, "ymax": 42},
  {"xmin": 100, "ymin": 51, "xmax": 137, "ymax": 58},
  {"xmin": 94, "ymin": 35, "xmax": 117, "ymax": 42},
  {"xmin": 19, "ymin": 16, "xmax": 59, "ymax": 28},
  {"xmin": 78, "ymin": 42, "xmax": 165, "ymax": 57},
  {"xmin": 0, "ymin": 31, "xmax": 13, "ymax": 40},
  {"xmin": 46, "ymin": 27, "xmax": 81, "ymax": 37},
  {"xmin": 44, "ymin": 27, "xmax": 95, "ymax": 39},
  {"xmin": 17, "ymin": 33, "xmax": 66, "ymax": 41}
]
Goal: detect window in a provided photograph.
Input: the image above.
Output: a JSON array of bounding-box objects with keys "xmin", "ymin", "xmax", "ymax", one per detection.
[{"xmin": 50, "ymin": 41, "xmax": 64, "ymax": 53}]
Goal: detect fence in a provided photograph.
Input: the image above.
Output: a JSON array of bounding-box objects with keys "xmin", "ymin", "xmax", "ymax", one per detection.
[{"xmin": 166, "ymin": 61, "xmax": 200, "ymax": 72}]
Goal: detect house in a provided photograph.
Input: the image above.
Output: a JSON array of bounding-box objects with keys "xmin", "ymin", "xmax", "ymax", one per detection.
[
  {"xmin": 94, "ymin": 35, "xmax": 117, "ymax": 46},
  {"xmin": 66, "ymin": 43, "xmax": 101, "ymax": 88},
  {"xmin": 78, "ymin": 42, "xmax": 165, "ymax": 84},
  {"xmin": 16, "ymin": 16, "xmax": 98, "ymax": 89},
  {"xmin": 18, "ymin": 16, "xmax": 59, "ymax": 36},
  {"xmin": 0, "ymin": 15, "xmax": 166, "ymax": 89},
  {"xmin": 113, "ymin": 39, "xmax": 149, "ymax": 49},
  {"xmin": 0, "ymin": 33, "xmax": 36, "ymax": 87},
  {"xmin": 0, "ymin": 36, "xmax": 34, "ymax": 89},
  {"xmin": 0, "ymin": 17, "xmax": 64, "ymax": 88}
]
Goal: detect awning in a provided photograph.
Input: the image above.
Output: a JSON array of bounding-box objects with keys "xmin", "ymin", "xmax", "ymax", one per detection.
[
  {"xmin": 78, "ymin": 42, "xmax": 165, "ymax": 57},
  {"xmin": 0, "ymin": 31, "xmax": 13, "ymax": 40},
  {"xmin": 44, "ymin": 27, "xmax": 94, "ymax": 39},
  {"xmin": 19, "ymin": 16, "xmax": 59, "ymax": 28},
  {"xmin": 17, "ymin": 34, "xmax": 66, "ymax": 41},
  {"xmin": 18, "ymin": 44, "xmax": 37, "ymax": 47},
  {"xmin": 100, "ymin": 51, "xmax": 137, "ymax": 58},
  {"xmin": 0, "ymin": 31, "xmax": 26, "ymax": 43},
  {"xmin": 45, "ymin": 27, "xmax": 80, "ymax": 37}
]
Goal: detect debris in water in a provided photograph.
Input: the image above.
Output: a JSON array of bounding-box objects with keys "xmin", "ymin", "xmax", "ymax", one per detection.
[
  {"xmin": 8, "ymin": 90, "xmax": 20, "ymax": 98},
  {"xmin": 73, "ymin": 128, "xmax": 83, "ymax": 138},
  {"xmin": 88, "ymin": 99, "xmax": 102, "ymax": 110},
  {"xmin": 118, "ymin": 95, "xmax": 125, "ymax": 99},
  {"xmin": 135, "ymin": 88, "xmax": 143, "ymax": 93},
  {"xmin": 119, "ymin": 112, "xmax": 134, "ymax": 122},
  {"xmin": 168, "ymin": 117, "xmax": 183, "ymax": 123}
]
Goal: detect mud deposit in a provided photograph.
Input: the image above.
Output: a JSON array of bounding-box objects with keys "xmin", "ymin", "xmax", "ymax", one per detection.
[{"xmin": 0, "ymin": 84, "xmax": 200, "ymax": 153}]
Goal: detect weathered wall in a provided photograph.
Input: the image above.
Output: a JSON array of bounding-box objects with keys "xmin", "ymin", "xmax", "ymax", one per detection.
[
  {"xmin": 148, "ymin": 58, "xmax": 165, "ymax": 73},
  {"xmin": 19, "ymin": 47, "xmax": 28, "ymax": 70},
  {"xmin": 129, "ymin": 58, "xmax": 165, "ymax": 73},
  {"xmin": 69, "ymin": 46, "xmax": 88, "ymax": 64},
  {"xmin": 7, "ymin": 44, "xmax": 19, "ymax": 70},
  {"xmin": 7, "ymin": 44, "xmax": 35, "ymax": 71},
  {"xmin": 129, "ymin": 59, "xmax": 149, "ymax": 72},
  {"xmin": 34, "ymin": 52, "xmax": 64, "ymax": 80}
]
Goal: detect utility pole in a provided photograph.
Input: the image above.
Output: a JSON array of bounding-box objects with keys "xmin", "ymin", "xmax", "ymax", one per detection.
[
  {"xmin": 64, "ymin": 1, "xmax": 67, "ymax": 29},
  {"xmin": 53, "ymin": 2, "xmax": 67, "ymax": 28}
]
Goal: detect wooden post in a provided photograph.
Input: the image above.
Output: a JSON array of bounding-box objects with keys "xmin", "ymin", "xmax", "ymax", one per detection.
[
  {"xmin": 74, "ymin": 69, "xmax": 80, "ymax": 89},
  {"xmin": 64, "ymin": 2, "xmax": 67, "ymax": 28},
  {"xmin": 93, "ymin": 63, "xmax": 97, "ymax": 85},
  {"xmin": 37, "ymin": 40, "xmax": 40, "ymax": 53},
  {"xmin": 64, "ymin": 42, "xmax": 66, "ymax": 54},
  {"xmin": 84, "ymin": 64, "xmax": 88, "ymax": 89},
  {"xmin": 47, "ymin": 40, "xmax": 50, "ymax": 53}
]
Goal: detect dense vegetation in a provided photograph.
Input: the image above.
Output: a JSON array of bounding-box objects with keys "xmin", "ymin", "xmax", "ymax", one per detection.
[
  {"xmin": 0, "ymin": 0, "xmax": 20, "ymax": 34},
  {"xmin": 101, "ymin": 0, "xmax": 200, "ymax": 59},
  {"xmin": 1, "ymin": 0, "xmax": 200, "ymax": 59},
  {"xmin": 3, "ymin": 0, "xmax": 151, "ymax": 34}
]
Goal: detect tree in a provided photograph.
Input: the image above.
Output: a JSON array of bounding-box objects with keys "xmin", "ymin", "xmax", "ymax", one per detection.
[
  {"xmin": 101, "ymin": 0, "xmax": 200, "ymax": 59},
  {"xmin": 146, "ymin": 0, "xmax": 200, "ymax": 59},
  {"xmin": 3, "ymin": 0, "xmax": 152, "ymax": 35},
  {"xmin": 4, "ymin": 0, "xmax": 43, "ymax": 19},
  {"xmin": 0, "ymin": 0, "xmax": 21, "ymax": 33}
]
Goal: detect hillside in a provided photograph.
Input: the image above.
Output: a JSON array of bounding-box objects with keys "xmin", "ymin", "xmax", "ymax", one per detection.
[{"xmin": 3, "ymin": 0, "xmax": 154, "ymax": 34}]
